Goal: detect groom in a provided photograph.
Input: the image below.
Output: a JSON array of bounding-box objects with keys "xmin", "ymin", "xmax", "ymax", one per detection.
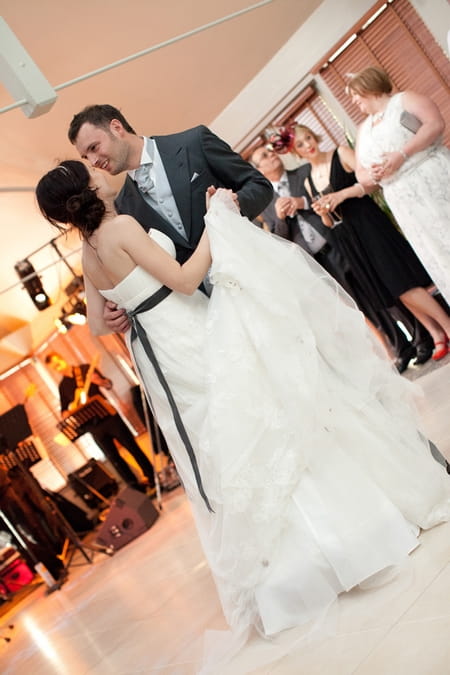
[{"xmin": 68, "ymin": 105, "xmax": 273, "ymax": 331}]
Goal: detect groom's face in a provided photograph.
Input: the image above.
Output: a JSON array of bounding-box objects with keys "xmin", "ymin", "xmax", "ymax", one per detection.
[{"xmin": 75, "ymin": 121, "xmax": 130, "ymax": 175}]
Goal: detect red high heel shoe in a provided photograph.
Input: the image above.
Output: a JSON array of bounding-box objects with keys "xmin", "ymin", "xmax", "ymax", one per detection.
[{"xmin": 432, "ymin": 339, "xmax": 449, "ymax": 361}]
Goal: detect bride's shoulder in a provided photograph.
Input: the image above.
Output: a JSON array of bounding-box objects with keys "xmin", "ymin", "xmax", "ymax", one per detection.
[
  {"xmin": 113, "ymin": 213, "xmax": 140, "ymax": 226},
  {"xmin": 105, "ymin": 214, "xmax": 146, "ymax": 245},
  {"xmin": 110, "ymin": 213, "xmax": 143, "ymax": 234}
]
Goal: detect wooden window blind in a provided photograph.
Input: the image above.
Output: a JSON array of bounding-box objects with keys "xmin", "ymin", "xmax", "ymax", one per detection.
[{"xmin": 316, "ymin": 0, "xmax": 450, "ymax": 145}]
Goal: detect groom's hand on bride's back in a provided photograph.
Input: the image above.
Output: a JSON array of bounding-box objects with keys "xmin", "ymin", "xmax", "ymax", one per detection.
[{"xmin": 103, "ymin": 300, "xmax": 130, "ymax": 333}]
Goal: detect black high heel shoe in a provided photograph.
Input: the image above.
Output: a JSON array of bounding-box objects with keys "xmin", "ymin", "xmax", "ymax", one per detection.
[
  {"xmin": 413, "ymin": 342, "xmax": 434, "ymax": 365},
  {"xmin": 395, "ymin": 345, "xmax": 416, "ymax": 373}
]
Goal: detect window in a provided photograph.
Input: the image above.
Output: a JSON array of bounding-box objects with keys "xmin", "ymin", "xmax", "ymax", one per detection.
[{"xmin": 316, "ymin": 0, "xmax": 450, "ymax": 145}]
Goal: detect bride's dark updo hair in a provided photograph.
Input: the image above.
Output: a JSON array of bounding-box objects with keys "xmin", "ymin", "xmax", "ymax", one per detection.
[{"xmin": 36, "ymin": 160, "xmax": 105, "ymax": 238}]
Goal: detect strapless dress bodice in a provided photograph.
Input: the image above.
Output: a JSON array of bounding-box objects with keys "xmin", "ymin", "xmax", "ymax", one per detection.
[{"xmin": 100, "ymin": 229, "xmax": 175, "ymax": 311}]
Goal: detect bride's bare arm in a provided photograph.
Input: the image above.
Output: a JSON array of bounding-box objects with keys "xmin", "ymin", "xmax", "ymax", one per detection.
[
  {"xmin": 120, "ymin": 216, "xmax": 211, "ymax": 295},
  {"xmin": 84, "ymin": 272, "xmax": 113, "ymax": 336}
]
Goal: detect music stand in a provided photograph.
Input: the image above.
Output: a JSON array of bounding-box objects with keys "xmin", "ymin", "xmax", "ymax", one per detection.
[
  {"xmin": 56, "ymin": 395, "xmax": 117, "ymax": 442},
  {"xmin": 57, "ymin": 395, "xmax": 119, "ymax": 509}
]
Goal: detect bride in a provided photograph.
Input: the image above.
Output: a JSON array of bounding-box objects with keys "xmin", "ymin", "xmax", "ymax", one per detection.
[{"xmin": 36, "ymin": 160, "xmax": 450, "ymax": 663}]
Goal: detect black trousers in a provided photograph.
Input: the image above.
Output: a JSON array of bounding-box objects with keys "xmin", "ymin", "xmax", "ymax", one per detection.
[
  {"xmin": 91, "ymin": 414, "xmax": 155, "ymax": 488},
  {"xmin": 387, "ymin": 301, "xmax": 433, "ymax": 352}
]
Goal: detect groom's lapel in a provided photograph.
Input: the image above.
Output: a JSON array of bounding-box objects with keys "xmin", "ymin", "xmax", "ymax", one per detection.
[
  {"xmin": 118, "ymin": 177, "xmax": 188, "ymax": 247},
  {"xmin": 154, "ymin": 137, "xmax": 192, "ymax": 241}
]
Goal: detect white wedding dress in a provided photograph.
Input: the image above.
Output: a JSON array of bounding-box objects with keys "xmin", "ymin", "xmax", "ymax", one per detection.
[
  {"xmin": 101, "ymin": 193, "xmax": 450, "ymax": 662},
  {"xmin": 357, "ymin": 92, "xmax": 450, "ymax": 304}
]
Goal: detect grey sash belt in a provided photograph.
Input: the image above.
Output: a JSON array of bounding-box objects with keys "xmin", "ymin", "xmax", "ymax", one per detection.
[{"xmin": 128, "ymin": 285, "xmax": 213, "ymax": 512}]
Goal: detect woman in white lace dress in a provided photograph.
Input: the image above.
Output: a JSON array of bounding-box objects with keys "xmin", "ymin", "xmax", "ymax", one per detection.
[
  {"xmin": 348, "ymin": 67, "xmax": 450, "ymax": 339},
  {"xmin": 36, "ymin": 160, "xmax": 450, "ymax": 671}
]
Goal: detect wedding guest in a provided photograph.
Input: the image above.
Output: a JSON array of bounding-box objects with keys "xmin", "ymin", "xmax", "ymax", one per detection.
[
  {"xmin": 290, "ymin": 123, "xmax": 450, "ymax": 362},
  {"xmin": 252, "ymin": 141, "xmax": 433, "ymax": 370},
  {"xmin": 347, "ymin": 65, "xmax": 450, "ymax": 359}
]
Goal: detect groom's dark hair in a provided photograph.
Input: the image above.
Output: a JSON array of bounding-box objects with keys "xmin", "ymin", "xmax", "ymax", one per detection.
[{"xmin": 68, "ymin": 104, "xmax": 136, "ymax": 143}]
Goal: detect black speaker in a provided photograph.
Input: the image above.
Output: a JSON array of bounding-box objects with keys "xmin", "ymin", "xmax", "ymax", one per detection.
[
  {"xmin": 68, "ymin": 459, "xmax": 119, "ymax": 509},
  {"xmin": 0, "ymin": 404, "xmax": 32, "ymax": 449},
  {"xmin": 45, "ymin": 491, "xmax": 95, "ymax": 534},
  {"xmin": 95, "ymin": 487, "xmax": 159, "ymax": 551}
]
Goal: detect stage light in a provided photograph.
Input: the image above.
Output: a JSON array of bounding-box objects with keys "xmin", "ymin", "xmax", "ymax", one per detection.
[
  {"xmin": 14, "ymin": 259, "xmax": 51, "ymax": 310},
  {"xmin": 54, "ymin": 317, "xmax": 69, "ymax": 334},
  {"xmin": 65, "ymin": 300, "xmax": 87, "ymax": 326},
  {"xmin": 55, "ymin": 297, "xmax": 87, "ymax": 332}
]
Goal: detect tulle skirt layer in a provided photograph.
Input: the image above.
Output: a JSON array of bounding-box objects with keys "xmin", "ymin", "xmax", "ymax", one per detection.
[{"xmin": 106, "ymin": 194, "xmax": 450, "ymax": 661}]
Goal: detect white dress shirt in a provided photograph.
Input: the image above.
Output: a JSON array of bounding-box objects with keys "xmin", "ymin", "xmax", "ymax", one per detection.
[{"xmin": 129, "ymin": 137, "xmax": 187, "ymax": 239}]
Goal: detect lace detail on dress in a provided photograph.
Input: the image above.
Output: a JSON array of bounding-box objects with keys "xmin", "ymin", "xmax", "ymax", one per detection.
[
  {"xmin": 356, "ymin": 92, "xmax": 450, "ymax": 304},
  {"xmin": 102, "ymin": 191, "xmax": 450, "ymax": 652},
  {"xmin": 209, "ymin": 271, "xmax": 242, "ymax": 292}
]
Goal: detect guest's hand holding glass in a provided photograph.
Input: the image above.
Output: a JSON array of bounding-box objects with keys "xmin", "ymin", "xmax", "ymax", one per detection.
[
  {"xmin": 309, "ymin": 197, "xmax": 332, "ymax": 228},
  {"xmin": 313, "ymin": 191, "xmax": 343, "ymax": 214},
  {"xmin": 312, "ymin": 192, "xmax": 343, "ymax": 228},
  {"xmin": 274, "ymin": 196, "xmax": 305, "ymax": 219}
]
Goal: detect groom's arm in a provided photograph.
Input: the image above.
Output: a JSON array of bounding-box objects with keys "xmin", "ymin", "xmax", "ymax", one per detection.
[{"xmin": 199, "ymin": 125, "xmax": 273, "ymax": 220}]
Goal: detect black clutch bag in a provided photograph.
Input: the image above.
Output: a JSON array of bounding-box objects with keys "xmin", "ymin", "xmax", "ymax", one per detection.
[{"xmin": 400, "ymin": 110, "xmax": 422, "ymax": 134}]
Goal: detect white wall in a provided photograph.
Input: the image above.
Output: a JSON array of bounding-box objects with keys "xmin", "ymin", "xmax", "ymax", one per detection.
[
  {"xmin": 211, "ymin": 0, "xmax": 450, "ymax": 149},
  {"xmin": 411, "ymin": 0, "xmax": 450, "ymax": 55}
]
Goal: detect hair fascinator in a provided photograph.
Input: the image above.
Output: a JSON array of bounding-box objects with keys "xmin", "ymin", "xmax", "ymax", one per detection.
[{"xmin": 268, "ymin": 126, "xmax": 295, "ymax": 154}]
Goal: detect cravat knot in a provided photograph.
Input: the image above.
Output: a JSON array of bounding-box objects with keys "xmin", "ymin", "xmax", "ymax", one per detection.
[{"xmin": 135, "ymin": 163, "xmax": 154, "ymax": 194}]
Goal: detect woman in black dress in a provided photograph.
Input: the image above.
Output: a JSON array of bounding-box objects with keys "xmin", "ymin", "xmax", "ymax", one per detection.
[{"xmin": 289, "ymin": 124, "xmax": 450, "ymax": 363}]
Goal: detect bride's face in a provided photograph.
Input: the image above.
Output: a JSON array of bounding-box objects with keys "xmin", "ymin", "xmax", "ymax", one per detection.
[
  {"xmin": 293, "ymin": 130, "xmax": 319, "ymax": 159},
  {"xmin": 88, "ymin": 167, "xmax": 116, "ymax": 200}
]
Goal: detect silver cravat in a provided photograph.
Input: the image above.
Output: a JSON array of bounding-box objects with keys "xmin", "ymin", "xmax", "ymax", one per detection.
[{"xmin": 134, "ymin": 163, "xmax": 154, "ymax": 194}]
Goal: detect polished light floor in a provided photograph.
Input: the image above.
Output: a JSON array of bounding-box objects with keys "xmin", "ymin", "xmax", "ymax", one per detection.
[{"xmin": 1, "ymin": 361, "xmax": 449, "ymax": 675}]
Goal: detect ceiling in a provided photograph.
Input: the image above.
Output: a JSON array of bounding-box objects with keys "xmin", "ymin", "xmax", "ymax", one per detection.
[{"xmin": 0, "ymin": 0, "xmax": 322, "ymax": 375}]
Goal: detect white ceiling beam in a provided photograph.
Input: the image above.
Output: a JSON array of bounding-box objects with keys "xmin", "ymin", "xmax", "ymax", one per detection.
[{"xmin": 0, "ymin": 16, "xmax": 57, "ymax": 118}]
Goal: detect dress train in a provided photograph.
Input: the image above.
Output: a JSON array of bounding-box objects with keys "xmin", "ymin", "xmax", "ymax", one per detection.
[{"xmin": 100, "ymin": 192, "xmax": 450, "ymax": 672}]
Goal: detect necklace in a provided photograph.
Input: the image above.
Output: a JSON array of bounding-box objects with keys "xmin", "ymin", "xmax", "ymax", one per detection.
[
  {"xmin": 372, "ymin": 110, "xmax": 385, "ymax": 125},
  {"xmin": 312, "ymin": 157, "xmax": 330, "ymax": 183}
]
